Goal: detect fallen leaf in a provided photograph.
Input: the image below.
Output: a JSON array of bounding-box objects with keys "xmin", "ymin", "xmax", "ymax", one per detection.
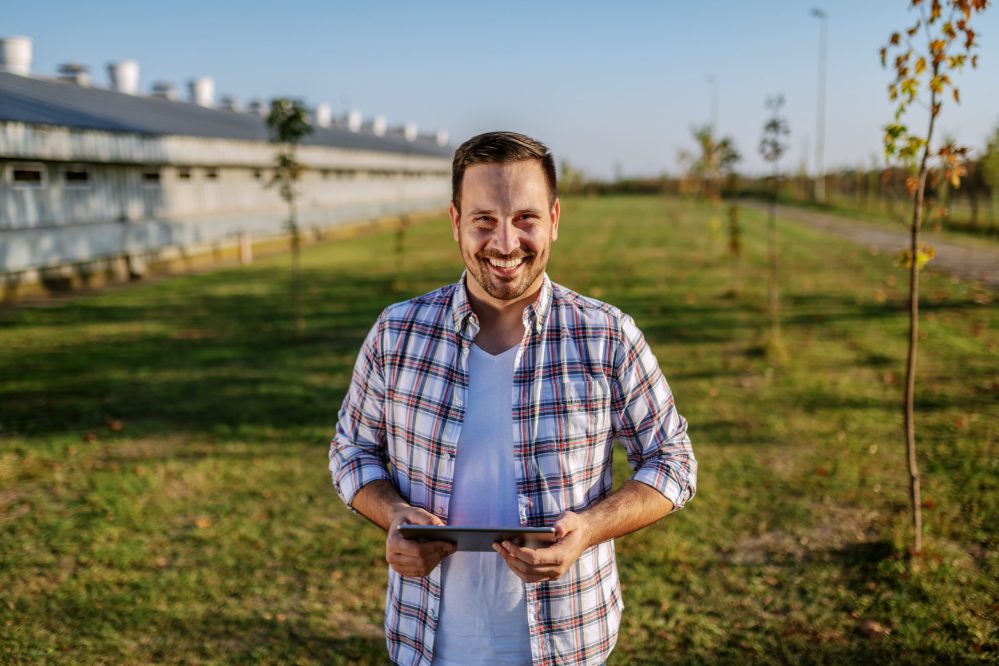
[
  {"xmin": 194, "ymin": 516, "xmax": 213, "ymax": 529},
  {"xmin": 861, "ymin": 619, "xmax": 892, "ymax": 637}
]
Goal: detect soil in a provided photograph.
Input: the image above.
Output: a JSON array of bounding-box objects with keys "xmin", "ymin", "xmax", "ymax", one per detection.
[{"xmin": 763, "ymin": 203, "xmax": 999, "ymax": 291}]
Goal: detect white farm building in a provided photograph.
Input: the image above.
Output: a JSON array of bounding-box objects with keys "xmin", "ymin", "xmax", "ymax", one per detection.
[{"xmin": 0, "ymin": 36, "xmax": 452, "ymax": 293}]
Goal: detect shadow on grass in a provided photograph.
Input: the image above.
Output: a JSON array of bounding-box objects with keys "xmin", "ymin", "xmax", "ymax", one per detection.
[{"xmin": 0, "ymin": 266, "xmax": 399, "ymax": 441}]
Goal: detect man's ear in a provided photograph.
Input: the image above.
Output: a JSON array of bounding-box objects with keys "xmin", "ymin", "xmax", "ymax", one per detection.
[
  {"xmin": 550, "ymin": 198, "xmax": 560, "ymax": 242},
  {"xmin": 448, "ymin": 203, "xmax": 460, "ymax": 242}
]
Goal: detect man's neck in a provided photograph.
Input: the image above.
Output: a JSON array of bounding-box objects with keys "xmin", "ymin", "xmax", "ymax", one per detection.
[{"xmin": 464, "ymin": 276, "xmax": 543, "ymax": 355}]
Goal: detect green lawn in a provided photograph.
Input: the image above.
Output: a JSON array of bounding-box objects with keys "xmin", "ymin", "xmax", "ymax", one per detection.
[{"xmin": 1, "ymin": 196, "xmax": 995, "ymax": 664}]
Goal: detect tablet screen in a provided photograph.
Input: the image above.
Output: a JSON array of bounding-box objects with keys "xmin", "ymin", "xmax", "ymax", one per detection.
[{"xmin": 398, "ymin": 525, "xmax": 557, "ymax": 552}]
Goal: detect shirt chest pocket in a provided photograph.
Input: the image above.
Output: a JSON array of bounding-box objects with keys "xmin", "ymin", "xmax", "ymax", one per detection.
[{"xmin": 537, "ymin": 376, "xmax": 611, "ymax": 451}]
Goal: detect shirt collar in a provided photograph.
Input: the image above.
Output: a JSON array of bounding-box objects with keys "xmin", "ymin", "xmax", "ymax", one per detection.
[{"xmin": 450, "ymin": 270, "xmax": 553, "ymax": 338}]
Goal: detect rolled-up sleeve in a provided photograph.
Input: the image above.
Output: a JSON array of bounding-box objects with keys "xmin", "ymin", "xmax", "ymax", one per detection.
[
  {"xmin": 329, "ymin": 313, "xmax": 393, "ymax": 508},
  {"xmin": 611, "ymin": 314, "xmax": 697, "ymax": 512}
]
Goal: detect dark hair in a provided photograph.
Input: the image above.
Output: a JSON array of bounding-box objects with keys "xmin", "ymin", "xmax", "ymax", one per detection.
[{"xmin": 451, "ymin": 131, "xmax": 557, "ymax": 213}]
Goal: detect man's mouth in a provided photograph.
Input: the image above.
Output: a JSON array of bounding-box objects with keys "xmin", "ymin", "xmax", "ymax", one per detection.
[{"xmin": 486, "ymin": 257, "xmax": 525, "ymax": 269}]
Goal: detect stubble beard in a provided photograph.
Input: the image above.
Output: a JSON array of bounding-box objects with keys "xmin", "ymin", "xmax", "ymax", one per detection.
[{"xmin": 462, "ymin": 241, "xmax": 550, "ymax": 302}]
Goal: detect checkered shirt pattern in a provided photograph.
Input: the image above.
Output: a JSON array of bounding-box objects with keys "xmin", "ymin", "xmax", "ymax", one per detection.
[{"xmin": 329, "ymin": 272, "xmax": 697, "ymax": 666}]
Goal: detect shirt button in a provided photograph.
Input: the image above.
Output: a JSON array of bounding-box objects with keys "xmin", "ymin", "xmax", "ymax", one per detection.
[
  {"xmin": 456, "ymin": 398, "xmax": 463, "ymax": 406},
  {"xmin": 462, "ymin": 346, "xmax": 469, "ymax": 356}
]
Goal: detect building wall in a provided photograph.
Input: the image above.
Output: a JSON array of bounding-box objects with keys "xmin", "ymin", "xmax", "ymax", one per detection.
[{"xmin": 0, "ymin": 122, "xmax": 451, "ymax": 275}]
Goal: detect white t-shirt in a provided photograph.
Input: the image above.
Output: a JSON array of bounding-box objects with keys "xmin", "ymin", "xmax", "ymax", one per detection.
[{"xmin": 432, "ymin": 343, "xmax": 532, "ymax": 666}]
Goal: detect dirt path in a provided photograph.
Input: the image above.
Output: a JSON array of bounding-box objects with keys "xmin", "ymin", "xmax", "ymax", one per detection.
[{"xmin": 755, "ymin": 203, "xmax": 999, "ymax": 291}]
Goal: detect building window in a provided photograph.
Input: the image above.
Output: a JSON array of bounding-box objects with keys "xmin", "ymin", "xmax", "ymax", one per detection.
[
  {"xmin": 63, "ymin": 165, "xmax": 91, "ymax": 188},
  {"xmin": 177, "ymin": 167, "xmax": 192, "ymax": 181},
  {"xmin": 10, "ymin": 163, "xmax": 47, "ymax": 189},
  {"xmin": 205, "ymin": 167, "xmax": 219, "ymax": 181},
  {"xmin": 142, "ymin": 169, "xmax": 162, "ymax": 185}
]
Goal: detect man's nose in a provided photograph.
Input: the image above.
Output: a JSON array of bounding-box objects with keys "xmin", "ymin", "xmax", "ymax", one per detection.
[{"xmin": 492, "ymin": 220, "xmax": 520, "ymax": 255}]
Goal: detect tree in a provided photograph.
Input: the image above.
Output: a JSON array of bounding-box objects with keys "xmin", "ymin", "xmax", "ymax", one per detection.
[
  {"xmin": 983, "ymin": 122, "xmax": 999, "ymax": 228},
  {"xmin": 265, "ymin": 98, "xmax": 313, "ymax": 334},
  {"xmin": 679, "ymin": 125, "xmax": 740, "ymax": 201},
  {"xmin": 881, "ymin": 0, "xmax": 988, "ymax": 555},
  {"xmin": 758, "ymin": 95, "xmax": 790, "ymax": 361},
  {"xmin": 559, "ymin": 160, "xmax": 585, "ymax": 196}
]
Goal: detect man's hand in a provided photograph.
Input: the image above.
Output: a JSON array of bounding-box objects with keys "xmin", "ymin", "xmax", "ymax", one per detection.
[
  {"xmin": 386, "ymin": 507, "xmax": 456, "ymax": 578},
  {"xmin": 492, "ymin": 511, "xmax": 592, "ymax": 583}
]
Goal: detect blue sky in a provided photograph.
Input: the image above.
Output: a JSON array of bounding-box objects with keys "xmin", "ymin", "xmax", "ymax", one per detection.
[{"xmin": 6, "ymin": 0, "xmax": 999, "ymax": 177}]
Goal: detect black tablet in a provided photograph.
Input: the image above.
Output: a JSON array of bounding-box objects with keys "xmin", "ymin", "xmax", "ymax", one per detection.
[{"xmin": 397, "ymin": 525, "xmax": 557, "ymax": 552}]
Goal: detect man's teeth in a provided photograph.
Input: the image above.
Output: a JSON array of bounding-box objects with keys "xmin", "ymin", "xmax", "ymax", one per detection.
[{"xmin": 488, "ymin": 258, "xmax": 523, "ymax": 269}]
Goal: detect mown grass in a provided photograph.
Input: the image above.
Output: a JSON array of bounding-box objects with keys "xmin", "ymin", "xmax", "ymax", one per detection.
[{"xmin": 1, "ymin": 196, "xmax": 996, "ymax": 664}]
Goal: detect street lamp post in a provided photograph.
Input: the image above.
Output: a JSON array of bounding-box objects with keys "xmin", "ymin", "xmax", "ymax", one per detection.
[{"xmin": 811, "ymin": 7, "xmax": 828, "ymax": 204}]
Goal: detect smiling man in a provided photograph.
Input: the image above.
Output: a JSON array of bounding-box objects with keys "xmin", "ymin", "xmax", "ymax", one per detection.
[{"xmin": 329, "ymin": 131, "xmax": 697, "ymax": 666}]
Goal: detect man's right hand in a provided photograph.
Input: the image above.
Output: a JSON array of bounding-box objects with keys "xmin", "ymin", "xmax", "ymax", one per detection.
[{"xmin": 386, "ymin": 507, "xmax": 456, "ymax": 577}]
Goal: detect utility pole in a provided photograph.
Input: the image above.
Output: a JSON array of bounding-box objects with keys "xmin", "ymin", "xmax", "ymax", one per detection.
[{"xmin": 811, "ymin": 7, "xmax": 828, "ymax": 204}]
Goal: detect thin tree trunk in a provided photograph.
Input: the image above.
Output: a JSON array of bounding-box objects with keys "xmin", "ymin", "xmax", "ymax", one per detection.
[
  {"xmin": 768, "ymin": 175, "xmax": 780, "ymax": 342},
  {"xmin": 728, "ymin": 202, "xmax": 741, "ymax": 297},
  {"xmin": 904, "ymin": 89, "xmax": 938, "ymax": 557},
  {"xmin": 290, "ymin": 199, "xmax": 303, "ymax": 334}
]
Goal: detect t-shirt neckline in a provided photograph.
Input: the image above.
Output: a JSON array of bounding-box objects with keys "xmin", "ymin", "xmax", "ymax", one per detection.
[{"xmin": 471, "ymin": 342, "xmax": 519, "ymax": 360}]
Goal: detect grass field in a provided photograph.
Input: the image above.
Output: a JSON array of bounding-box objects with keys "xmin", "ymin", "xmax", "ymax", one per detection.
[{"xmin": 1, "ymin": 196, "xmax": 996, "ymax": 664}]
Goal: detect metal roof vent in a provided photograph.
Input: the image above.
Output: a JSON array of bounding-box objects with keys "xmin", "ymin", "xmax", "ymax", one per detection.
[
  {"xmin": 107, "ymin": 60, "xmax": 139, "ymax": 95},
  {"xmin": 0, "ymin": 36, "xmax": 32, "ymax": 75},
  {"xmin": 247, "ymin": 99, "xmax": 267, "ymax": 116},
  {"xmin": 436, "ymin": 129, "xmax": 449, "ymax": 147},
  {"xmin": 58, "ymin": 63, "xmax": 91, "ymax": 86},
  {"xmin": 347, "ymin": 110, "xmax": 362, "ymax": 132},
  {"xmin": 188, "ymin": 77, "xmax": 214, "ymax": 107},
  {"xmin": 151, "ymin": 81, "xmax": 178, "ymax": 101},
  {"xmin": 314, "ymin": 102, "xmax": 332, "ymax": 128},
  {"xmin": 372, "ymin": 115, "xmax": 387, "ymax": 137},
  {"xmin": 404, "ymin": 123, "xmax": 418, "ymax": 142},
  {"xmin": 220, "ymin": 94, "xmax": 241, "ymax": 112}
]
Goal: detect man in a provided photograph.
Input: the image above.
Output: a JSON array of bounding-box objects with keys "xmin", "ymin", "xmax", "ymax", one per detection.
[{"xmin": 329, "ymin": 131, "xmax": 697, "ymax": 666}]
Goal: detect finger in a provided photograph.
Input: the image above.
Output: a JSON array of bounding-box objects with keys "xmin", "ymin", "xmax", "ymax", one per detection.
[
  {"xmin": 389, "ymin": 551, "xmax": 448, "ymax": 574},
  {"xmin": 494, "ymin": 545, "xmax": 561, "ymax": 579},
  {"xmin": 392, "ymin": 535, "xmax": 455, "ymax": 558},
  {"xmin": 502, "ymin": 540, "xmax": 560, "ymax": 566},
  {"xmin": 398, "ymin": 511, "xmax": 446, "ymax": 527},
  {"xmin": 553, "ymin": 512, "xmax": 579, "ymax": 540},
  {"xmin": 389, "ymin": 552, "xmax": 439, "ymax": 569}
]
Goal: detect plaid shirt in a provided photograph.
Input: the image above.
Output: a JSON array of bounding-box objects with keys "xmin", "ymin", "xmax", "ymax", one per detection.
[{"xmin": 329, "ymin": 272, "xmax": 696, "ymax": 666}]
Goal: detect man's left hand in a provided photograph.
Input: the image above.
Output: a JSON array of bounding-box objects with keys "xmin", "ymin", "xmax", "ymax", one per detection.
[{"xmin": 492, "ymin": 511, "xmax": 592, "ymax": 583}]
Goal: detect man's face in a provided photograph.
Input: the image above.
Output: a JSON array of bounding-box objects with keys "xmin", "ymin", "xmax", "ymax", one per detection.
[{"xmin": 449, "ymin": 160, "xmax": 559, "ymax": 305}]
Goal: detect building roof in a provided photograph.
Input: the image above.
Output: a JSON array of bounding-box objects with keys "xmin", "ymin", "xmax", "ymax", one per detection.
[{"xmin": 0, "ymin": 72, "xmax": 452, "ymax": 158}]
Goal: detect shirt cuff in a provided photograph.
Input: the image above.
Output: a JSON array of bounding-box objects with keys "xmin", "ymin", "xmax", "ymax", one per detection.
[
  {"xmin": 630, "ymin": 465, "xmax": 689, "ymax": 513},
  {"xmin": 330, "ymin": 454, "xmax": 393, "ymax": 511}
]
